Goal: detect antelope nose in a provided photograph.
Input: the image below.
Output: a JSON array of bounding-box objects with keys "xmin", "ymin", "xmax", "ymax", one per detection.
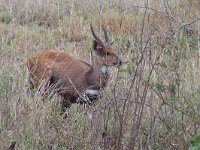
[
  {"xmin": 118, "ymin": 59, "xmax": 122, "ymax": 66},
  {"xmin": 114, "ymin": 59, "xmax": 122, "ymax": 67}
]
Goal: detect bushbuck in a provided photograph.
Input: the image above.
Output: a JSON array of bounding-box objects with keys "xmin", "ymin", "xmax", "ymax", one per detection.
[{"xmin": 26, "ymin": 25, "xmax": 121, "ymax": 111}]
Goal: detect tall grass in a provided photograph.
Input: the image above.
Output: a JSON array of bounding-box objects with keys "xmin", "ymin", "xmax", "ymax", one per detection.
[{"xmin": 0, "ymin": 0, "xmax": 200, "ymax": 149}]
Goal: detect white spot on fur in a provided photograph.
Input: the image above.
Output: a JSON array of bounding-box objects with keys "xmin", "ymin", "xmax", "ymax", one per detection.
[
  {"xmin": 85, "ymin": 89, "xmax": 99, "ymax": 95},
  {"xmin": 101, "ymin": 66, "xmax": 108, "ymax": 74}
]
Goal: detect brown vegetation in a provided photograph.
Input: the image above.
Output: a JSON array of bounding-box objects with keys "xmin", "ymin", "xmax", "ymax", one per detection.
[{"xmin": 0, "ymin": 0, "xmax": 200, "ymax": 149}]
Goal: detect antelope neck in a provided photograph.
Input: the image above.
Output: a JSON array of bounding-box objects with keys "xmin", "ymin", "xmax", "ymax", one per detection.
[
  {"xmin": 92, "ymin": 54, "xmax": 108, "ymax": 77},
  {"xmin": 85, "ymin": 53, "xmax": 109, "ymax": 92}
]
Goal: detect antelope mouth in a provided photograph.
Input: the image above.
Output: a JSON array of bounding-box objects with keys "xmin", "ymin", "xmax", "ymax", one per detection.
[{"xmin": 112, "ymin": 60, "xmax": 122, "ymax": 67}]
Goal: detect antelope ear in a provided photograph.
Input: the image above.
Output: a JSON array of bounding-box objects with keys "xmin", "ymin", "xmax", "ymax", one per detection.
[
  {"xmin": 93, "ymin": 40, "xmax": 98, "ymax": 51},
  {"xmin": 92, "ymin": 40, "xmax": 104, "ymax": 54}
]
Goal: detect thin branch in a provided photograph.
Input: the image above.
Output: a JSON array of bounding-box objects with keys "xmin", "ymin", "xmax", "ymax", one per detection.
[
  {"xmin": 177, "ymin": 16, "xmax": 200, "ymax": 31},
  {"xmin": 120, "ymin": 5, "xmax": 165, "ymax": 15},
  {"xmin": 120, "ymin": 4, "xmax": 178, "ymax": 22}
]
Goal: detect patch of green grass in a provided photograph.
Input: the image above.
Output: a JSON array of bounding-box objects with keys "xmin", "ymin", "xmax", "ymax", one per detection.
[{"xmin": 189, "ymin": 134, "xmax": 200, "ymax": 150}]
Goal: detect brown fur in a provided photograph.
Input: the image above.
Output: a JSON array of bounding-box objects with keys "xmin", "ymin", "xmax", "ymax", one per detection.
[
  {"xmin": 27, "ymin": 50, "xmax": 92, "ymax": 95},
  {"xmin": 26, "ymin": 28, "xmax": 121, "ymax": 110}
]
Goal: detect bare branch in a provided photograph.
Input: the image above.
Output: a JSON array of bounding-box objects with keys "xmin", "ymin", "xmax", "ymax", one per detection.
[
  {"xmin": 120, "ymin": 4, "xmax": 178, "ymax": 22},
  {"xmin": 177, "ymin": 16, "xmax": 200, "ymax": 31}
]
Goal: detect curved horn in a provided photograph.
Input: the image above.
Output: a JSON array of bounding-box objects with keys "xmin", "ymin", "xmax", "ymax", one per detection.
[
  {"xmin": 102, "ymin": 25, "xmax": 110, "ymax": 43},
  {"xmin": 90, "ymin": 25, "xmax": 105, "ymax": 47}
]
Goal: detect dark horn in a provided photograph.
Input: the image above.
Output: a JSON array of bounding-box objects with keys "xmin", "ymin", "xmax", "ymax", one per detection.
[
  {"xmin": 90, "ymin": 25, "xmax": 105, "ymax": 47},
  {"xmin": 102, "ymin": 25, "xmax": 110, "ymax": 43}
]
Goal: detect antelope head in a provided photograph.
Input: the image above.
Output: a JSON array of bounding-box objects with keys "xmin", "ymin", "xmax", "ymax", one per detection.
[{"xmin": 90, "ymin": 25, "xmax": 122, "ymax": 69}]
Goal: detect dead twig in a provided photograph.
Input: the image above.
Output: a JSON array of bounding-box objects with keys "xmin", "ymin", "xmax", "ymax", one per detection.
[
  {"xmin": 8, "ymin": 141, "xmax": 16, "ymax": 150},
  {"xmin": 120, "ymin": 4, "xmax": 178, "ymax": 22},
  {"xmin": 177, "ymin": 16, "xmax": 200, "ymax": 32}
]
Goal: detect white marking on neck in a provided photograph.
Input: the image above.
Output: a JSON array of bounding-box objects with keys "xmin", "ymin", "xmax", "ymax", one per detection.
[
  {"xmin": 85, "ymin": 89, "xmax": 99, "ymax": 96},
  {"xmin": 101, "ymin": 66, "xmax": 108, "ymax": 74}
]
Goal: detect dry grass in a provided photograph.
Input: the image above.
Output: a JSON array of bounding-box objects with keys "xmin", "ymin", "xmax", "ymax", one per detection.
[{"xmin": 0, "ymin": 0, "xmax": 200, "ymax": 149}]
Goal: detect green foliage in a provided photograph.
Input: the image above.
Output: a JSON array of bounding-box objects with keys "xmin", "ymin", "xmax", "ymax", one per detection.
[
  {"xmin": 168, "ymin": 82, "xmax": 176, "ymax": 100},
  {"xmin": 0, "ymin": 11, "xmax": 11, "ymax": 23},
  {"xmin": 151, "ymin": 81, "xmax": 165, "ymax": 92},
  {"xmin": 21, "ymin": 128, "xmax": 40, "ymax": 150},
  {"xmin": 189, "ymin": 134, "xmax": 200, "ymax": 150},
  {"xmin": 126, "ymin": 64, "xmax": 134, "ymax": 75}
]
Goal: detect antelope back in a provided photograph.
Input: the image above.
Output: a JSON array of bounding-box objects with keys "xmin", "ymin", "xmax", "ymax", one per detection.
[{"xmin": 26, "ymin": 50, "xmax": 92, "ymax": 96}]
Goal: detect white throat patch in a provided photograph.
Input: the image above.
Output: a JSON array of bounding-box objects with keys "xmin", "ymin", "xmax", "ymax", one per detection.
[{"xmin": 101, "ymin": 66, "xmax": 108, "ymax": 74}]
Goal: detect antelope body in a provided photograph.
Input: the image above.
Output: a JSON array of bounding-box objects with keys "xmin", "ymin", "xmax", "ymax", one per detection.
[{"xmin": 26, "ymin": 26, "xmax": 121, "ymax": 110}]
